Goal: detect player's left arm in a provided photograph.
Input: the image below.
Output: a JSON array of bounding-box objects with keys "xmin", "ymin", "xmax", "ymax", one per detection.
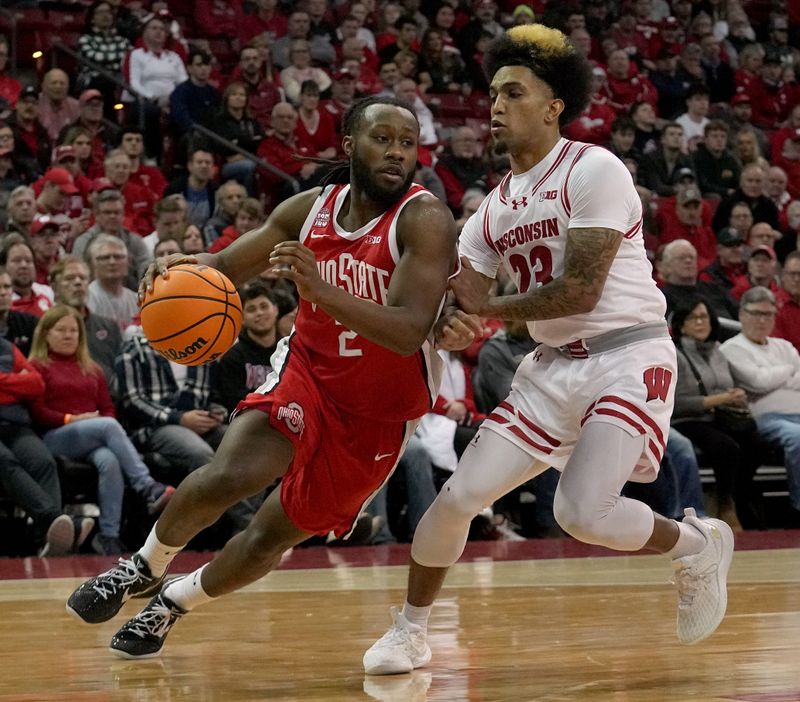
[
  {"xmin": 470, "ymin": 227, "xmax": 623, "ymax": 320},
  {"xmin": 454, "ymin": 148, "xmax": 632, "ymax": 321},
  {"xmin": 270, "ymin": 194, "xmax": 457, "ymax": 356}
]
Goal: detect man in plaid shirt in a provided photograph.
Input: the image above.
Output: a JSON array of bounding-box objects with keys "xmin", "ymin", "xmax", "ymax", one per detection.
[{"xmin": 115, "ymin": 326, "xmax": 226, "ymax": 475}]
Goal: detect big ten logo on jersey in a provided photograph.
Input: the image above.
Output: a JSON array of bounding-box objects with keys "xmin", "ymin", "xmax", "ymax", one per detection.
[
  {"xmin": 539, "ymin": 189, "xmax": 558, "ymax": 202},
  {"xmin": 277, "ymin": 401, "xmax": 305, "ymax": 435},
  {"xmin": 642, "ymin": 366, "xmax": 673, "ymax": 403}
]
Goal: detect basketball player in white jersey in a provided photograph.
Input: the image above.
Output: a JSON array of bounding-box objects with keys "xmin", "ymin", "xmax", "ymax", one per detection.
[{"xmin": 364, "ymin": 25, "xmax": 735, "ymax": 675}]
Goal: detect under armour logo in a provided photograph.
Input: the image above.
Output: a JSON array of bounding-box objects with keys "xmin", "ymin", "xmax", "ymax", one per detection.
[{"xmin": 511, "ymin": 197, "xmax": 528, "ymax": 210}]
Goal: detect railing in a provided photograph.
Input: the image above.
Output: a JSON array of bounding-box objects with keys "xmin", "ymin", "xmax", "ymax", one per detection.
[
  {"xmin": 189, "ymin": 123, "xmax": 300, "ymax": 194},
  {"xmin": 0, "ymin": 8, "xmax": 17, "ymax": 74},
  {"xmin": 48, "ymin": 40, "xmax": 298, "ymax": 192}
]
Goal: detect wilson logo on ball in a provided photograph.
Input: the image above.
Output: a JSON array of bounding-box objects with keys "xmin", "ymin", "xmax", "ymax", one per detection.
[{"xmin": 161, "ymin": 336, "xmax": 209, "ymax": 361}]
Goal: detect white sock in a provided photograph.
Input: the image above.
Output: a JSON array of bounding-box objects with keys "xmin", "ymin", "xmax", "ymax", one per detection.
[
  {"xmin": 668, "ymin": 520, "xmax": 706, "ymax": 559},
  {"xmin": 164, "ymin": 565, "xmax": 215, "ymax": 612},
  {"xmin": 138, "ymin": 525, "xmax": 186, "ymax": 577},
  {"xmin": 401, "ymin": 601, "xmax": 432, "ymax": 630}
]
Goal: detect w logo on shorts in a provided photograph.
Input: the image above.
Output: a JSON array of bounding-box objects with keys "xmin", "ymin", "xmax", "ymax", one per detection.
[{"xmin": 642, "ymin": 366, "xmax": 673, "ymax": 403}]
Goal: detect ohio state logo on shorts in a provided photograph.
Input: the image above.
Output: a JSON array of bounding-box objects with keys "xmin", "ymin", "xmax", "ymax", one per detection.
[{"xmin": 277, "ymin": 401, "xmax": 305, "ymax": 435}]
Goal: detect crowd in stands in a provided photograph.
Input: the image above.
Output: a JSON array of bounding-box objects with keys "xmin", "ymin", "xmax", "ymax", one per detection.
[{"xmin": 0, "ymin": 0, "xmax": 799, "ymax": 557}]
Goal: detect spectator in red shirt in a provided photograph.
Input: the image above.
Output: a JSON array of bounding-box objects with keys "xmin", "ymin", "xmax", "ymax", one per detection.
[
  {"xmin": 730, "ymin": 245, "xmax": 780, "ymax": 300},
  {"xmin": 119, "ymin": 126, "xmax": 166, "ymax": 199},
  {"xmin": 196, "ymin": 0, "xmax": 245, "ymax": 40},
  {"xmin": 257, "ymin": 102, "xmax": 319, "ymax": 202},
  {"xmin": 434, "ymin": 126, "xmax": 489, "ymax": 215},
  {"xmin": 769, "ymin": 104, "xmax": 800, "ymax": 162},
  {"xmin": 0, "ymin": 237, "xmax": 53, "ymax": 318},
  {"xmin": 208, "ymin": 198, "xmax": 265, "ymax": 254},
  {"xmin": 295, "ymin": 80, "xmax": 338, "ymax": 160},
  {"xmin": 37, "ymin": 70, "xmax": 80, "ymax": 145},
  {"xmin": 0, "ymin": 35, "xmax": 20, "ymax": 117},
  {"xmin": 658, "ymin": 185, "xmax": 718, "ymax": 271},
  {"xmin": 773, "ymin": 129, "xmax": 800, "ymax": 200},
  {"xmin": 59, "ymin": 90, "xmax": 121, "ymax": 179},
  {"xmin": 734, "ymin": 44, "xmax": 764, "ymax": 95},
  {"xmin": 602, "ymin": 48, "xmax": 658, "ymax": 114},
  {"xmin": 230, "ymin": 45, "xmax": 284, "ymax": 132},
  {"xmin": 775, "ymin": 251, "xmax": 800, "ymax": 351},
  {"xmin": 239, "ymin": 0, "xmax": 288, "ymax": 47},
  {"xmin": 28, "ymin": 217, "xmax": 64, "ymax": 286},
  {"xmin": 562, "ymin": 67, "xmax": 616, "ymax": 146},
  {"xmin": 751, "ymin": 50, "xmax": 793, "ymax": 129},
  {"xmin": 103, "ymin": 149, "xmax": 155, "ymax": 238},
  {"xmin": 36, "ymin": 167, "xmax": 79, "ymax": 218},
  {"xmin": 51, "ymin": 145, "xmax": 92, "ymax": 210},
  {"xmin": 699, "ymin": 226, "xmax": 747, "ymax": 292}
]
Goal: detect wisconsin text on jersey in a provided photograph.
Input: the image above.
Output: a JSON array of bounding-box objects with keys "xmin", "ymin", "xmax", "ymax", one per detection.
[{"xmin": 495, "ymin": 217, "xmax": 559, "ymax": 255}]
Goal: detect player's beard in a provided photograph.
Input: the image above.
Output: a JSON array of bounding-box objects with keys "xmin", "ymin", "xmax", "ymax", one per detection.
[{"xmin": 351, "ymin": 150, "xmax": 414, "ymax": 208}]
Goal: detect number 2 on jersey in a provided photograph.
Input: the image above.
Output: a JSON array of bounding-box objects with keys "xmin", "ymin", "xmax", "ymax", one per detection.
[
  {"xmin": 338, "ymin": 329, "xmax": 363, "ymax": 357},
  {"xmin": 508, "ymin": 246, "xmax": 554, "ymax": 292}
]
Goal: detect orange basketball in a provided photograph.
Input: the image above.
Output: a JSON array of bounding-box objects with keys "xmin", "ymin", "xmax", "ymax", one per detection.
[{"xmin": 140, "ymin": 264, "xmax": 242, "ymax": 366}]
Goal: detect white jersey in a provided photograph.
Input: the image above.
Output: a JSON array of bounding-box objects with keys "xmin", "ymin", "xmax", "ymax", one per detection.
[{"xmin": 459, "ymin": 138, "xmax": 666, "ymax": 348}]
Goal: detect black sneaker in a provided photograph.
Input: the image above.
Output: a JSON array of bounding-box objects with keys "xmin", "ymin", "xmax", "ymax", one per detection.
[
  {"xmin": 109, "ymin": 590, "xmax": 186, "ymax": 659},
  {"xmin": 66, "ymin": 553, "xmax": 166, "ymax": 624}
]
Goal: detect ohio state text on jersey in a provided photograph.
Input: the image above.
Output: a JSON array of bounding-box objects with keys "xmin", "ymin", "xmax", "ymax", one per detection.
[{"xmin": 292, "ymin": 182, "xmax": 443, "ymax": 421}]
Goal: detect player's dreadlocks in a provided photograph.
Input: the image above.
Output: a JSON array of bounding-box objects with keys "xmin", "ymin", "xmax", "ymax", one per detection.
[
  {"xmin": 484, "ymin": 24, "xmax": 593, "ymax": 127},
  {"xmin": 313, "ymin": 95, "xmax": 419, "ymax": 188}
]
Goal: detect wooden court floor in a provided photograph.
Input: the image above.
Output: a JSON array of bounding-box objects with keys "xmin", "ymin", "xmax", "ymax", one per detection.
[{"xmin": 1, "ymin": 543, "xmax": 799, "ymax": 702}]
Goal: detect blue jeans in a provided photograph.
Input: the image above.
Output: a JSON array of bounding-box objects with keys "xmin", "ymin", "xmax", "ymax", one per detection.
[
  {"xmin": 756, "ymin": 413, "xmax": 800, "ymax": 511},
  {"xmin": 44, "ymin": 417, "xmax": 155, "ymax": 537},
  {"xmin": 665, "ymin": 428, "xmax": 706, "ymax": 518}
]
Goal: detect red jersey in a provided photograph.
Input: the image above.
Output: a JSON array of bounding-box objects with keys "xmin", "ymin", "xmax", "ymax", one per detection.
[{"xmin": 293, "ymin": 183, "xmax": 442, "ymax": 421}]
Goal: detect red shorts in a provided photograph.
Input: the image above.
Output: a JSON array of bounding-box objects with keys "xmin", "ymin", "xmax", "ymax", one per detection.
[{"xmin": 236, "ymin": 342, "xmax": 416, "ymax": 537}]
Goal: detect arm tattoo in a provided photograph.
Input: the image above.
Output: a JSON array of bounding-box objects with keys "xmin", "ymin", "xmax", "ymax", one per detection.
[{"xmin": 483, "ymin": 227, "xmax": 624, "ymax": 321}]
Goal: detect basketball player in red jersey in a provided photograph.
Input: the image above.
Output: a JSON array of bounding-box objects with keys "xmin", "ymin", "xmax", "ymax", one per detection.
[
  {"xmin": 65, "ymin": 96, "xmax": 467, "ymax": 659},
  {"xmin": 364, "ymin": 26, "xmax": 735, "ymax": 675}
]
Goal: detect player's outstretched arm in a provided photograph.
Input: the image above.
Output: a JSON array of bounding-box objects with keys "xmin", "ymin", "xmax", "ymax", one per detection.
[
  {"xmin": 453, "ymin": 227, "xmax": 623, "ymax": 321},
  {"xmin": 272, "ymin": 193, "xmax": 458, "ymax": 356},
  {"xmin": 138, "ymin": 189, "xmax": 322, "ymax": 297}
]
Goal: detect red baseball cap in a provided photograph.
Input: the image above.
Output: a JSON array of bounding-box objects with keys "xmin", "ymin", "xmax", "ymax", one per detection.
[
  {"xmin": 43, "ymin": 167, "xmax": 79, "ymax": 194},
  {"xmin": 30, "ymin": 216, "xmax": 62, "ymax": 236},
  {"xmin": 91, "ymin": 177, "xmax": 116, "ymax": 193},
  {"xmin": 332, "ymin": 68, "xmax": 355, "ymax": 81},
  {"xmin": 750, "ymin": 245, "xmax": 776, "ymax": 260},
  {"xmin": 731, "ymin": 93, "xmax": 751, "ymax": 106},
  {"xmin": 52, "ymin": 144, "xmax": 77, "ymax": 163},
  {"xmin": 79, "ymin": 89, "xmax": 103, "ymax": 104}
]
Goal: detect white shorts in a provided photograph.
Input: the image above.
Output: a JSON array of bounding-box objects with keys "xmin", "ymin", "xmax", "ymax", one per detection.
[{"xmin": 482, "ymin": 338, "xmax": 677, "ymax": 482}]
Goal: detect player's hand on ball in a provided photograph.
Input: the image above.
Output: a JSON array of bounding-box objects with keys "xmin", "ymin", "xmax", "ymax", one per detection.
[
  {"xmin": 139, "ymin": 253, "xmax": 198, "ymax": 302},
  {"xmin": 450, "ymin": 257, "xmax": 489, "ymax": 315},
  {"xmin": 269, "ymin": 241, "xmax": 326, "ymax": 303},
  {"xmin": 435, "ymin": 307, "xmax": 484, "ymax": 351}
]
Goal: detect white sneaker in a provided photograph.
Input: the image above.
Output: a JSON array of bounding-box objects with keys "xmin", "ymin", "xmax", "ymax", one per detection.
[
  {"xmin": 363, "ymin": 607, "xmax": 432, "ymax": 675},
  {"xmin": 672, "ymin": 507, "xmax": 734, "ymax": 645}
]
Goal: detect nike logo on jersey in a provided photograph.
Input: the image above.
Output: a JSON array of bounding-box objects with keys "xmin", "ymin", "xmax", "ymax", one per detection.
[
  {"xmin": 374, "ymin": 452, "xmax": 394, "ymax": 461},
  {"xmin": 310, "ymin": 232, "xmax": 325, "ymax": 239}
]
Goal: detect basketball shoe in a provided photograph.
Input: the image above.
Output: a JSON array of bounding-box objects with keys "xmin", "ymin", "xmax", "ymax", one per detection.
[
  {"xmin": 66, "ymin": 553, "xmax": 166, "ymax": 624},
  {"xmin": 363, "ymin": 607, "xmax": 432, "ymax": 675},
  {"xmin": 109, "ymin": 588, "xmax": 186, "ymax": 659},
  {"xmin": 672, "ymin": 507, "xmax": 734, "ymax": 644}
]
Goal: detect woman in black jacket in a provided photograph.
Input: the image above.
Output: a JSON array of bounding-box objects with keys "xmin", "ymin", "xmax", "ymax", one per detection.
[
  {"xmin": 211, "ymin": 81, "xmax": 265, "ymax": 195},
  {"xmin": 671, "ymin": 295, "xmax": 764, "ymax": 529}
]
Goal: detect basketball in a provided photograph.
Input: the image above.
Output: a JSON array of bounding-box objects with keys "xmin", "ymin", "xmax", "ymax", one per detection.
[{"xmin": 140, "ymin": 264, "xmax": 242, "ymax": 366}]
